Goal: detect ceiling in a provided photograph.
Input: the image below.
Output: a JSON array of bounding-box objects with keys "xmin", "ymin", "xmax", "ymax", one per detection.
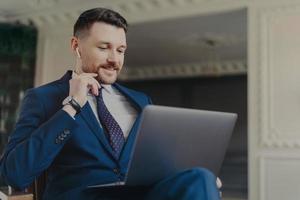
[
  {"xmin": 126, "ymin": 9, "xmax": 246, "ymax": 68},
  {"xmin": 0, "ymin": 0, "xmax": 114, "ymax": 23},
  {"xmin": 0, "ymin": 0, "xmax": 95, "ymax": 17},
  {"xmin": 0, "ymin": 0, "xmax": 59, "ymax": 20},
  {"xmin": 0, "ymin": 0, "xmax": 247, "ymax": 74}
]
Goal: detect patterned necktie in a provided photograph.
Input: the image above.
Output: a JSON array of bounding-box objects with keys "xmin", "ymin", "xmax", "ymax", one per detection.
[{"xmin": 96, "ymin": 87, "xmax": 125, "ymax": 159}]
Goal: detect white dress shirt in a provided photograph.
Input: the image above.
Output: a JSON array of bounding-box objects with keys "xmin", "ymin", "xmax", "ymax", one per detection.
[
  {"xmin": 88, "ymin": 85, "xmax": 137, "ymax": 139},
  {"xmin": 72, "ymin": 72, "xmax": 138, "ymax": 139}
]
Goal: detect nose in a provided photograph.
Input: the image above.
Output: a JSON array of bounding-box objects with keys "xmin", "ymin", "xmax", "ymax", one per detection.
[{"xmin": 107, "ymin": 50, "xmax": 117, "ymax": 64}]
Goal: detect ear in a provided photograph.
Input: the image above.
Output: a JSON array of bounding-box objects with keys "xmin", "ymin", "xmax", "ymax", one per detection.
[{"xmin": 71, "ymin": 36, "xmax": 81, "ymax": 59}]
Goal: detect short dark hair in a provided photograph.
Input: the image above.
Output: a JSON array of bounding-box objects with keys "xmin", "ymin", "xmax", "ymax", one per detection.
[{"xmin": 73, "ymin": 7, "xmax": 128, "ymax": 38}]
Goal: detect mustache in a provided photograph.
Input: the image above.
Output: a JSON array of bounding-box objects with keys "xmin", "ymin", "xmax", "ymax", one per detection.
[{"xmin": 100, "ymin": 64, "xmax": 119, "ymax": 70}]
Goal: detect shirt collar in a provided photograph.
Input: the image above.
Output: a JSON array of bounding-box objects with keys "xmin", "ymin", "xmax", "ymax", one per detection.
[{"xmin": 101, "ymin": 84, "xmax": 113, "ymax": 94}]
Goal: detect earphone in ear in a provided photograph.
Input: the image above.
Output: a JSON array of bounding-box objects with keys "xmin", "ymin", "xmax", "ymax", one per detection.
[{"xmin": 75, "ymin": 47, "xmax": 81, "ymax": 59}]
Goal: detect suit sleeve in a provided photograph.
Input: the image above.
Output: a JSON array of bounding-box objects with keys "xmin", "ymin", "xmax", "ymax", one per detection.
[{"xmin": 0, "ymin": 89, "xmax": 78, "ymax": 189}]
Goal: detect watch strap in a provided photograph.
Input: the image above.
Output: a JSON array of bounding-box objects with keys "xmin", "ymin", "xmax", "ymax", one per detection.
[
  {"xmin": 68, "ymin": 97, "xmax": 81, "ymax": 114},
  {"xmin": 63, "ymin": 96, "xmax": 81, "ymax": 114}
]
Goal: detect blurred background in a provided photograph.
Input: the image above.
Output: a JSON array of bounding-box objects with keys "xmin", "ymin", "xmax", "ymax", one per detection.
[{"xmin": 1, "ymin": 0, "xmax": 300, "ymax": 200}]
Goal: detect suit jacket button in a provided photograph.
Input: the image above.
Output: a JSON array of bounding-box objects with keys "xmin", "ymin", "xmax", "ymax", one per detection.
[
  {"xmin": 55, "ymin": 138, "xmax": 61, "ymax": 144},
  {"xmin": 113, "ymin": 168, "xmax": 119, "ymax": 174}
]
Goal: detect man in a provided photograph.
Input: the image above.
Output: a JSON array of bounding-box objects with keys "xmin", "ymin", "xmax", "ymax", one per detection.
[{"xmin": 0, "ymin": 8, "xmax": 221, "ymax": 200}]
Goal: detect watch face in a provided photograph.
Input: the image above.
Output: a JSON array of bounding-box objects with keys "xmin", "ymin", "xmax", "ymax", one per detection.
[{"xmin": 62, "ymin": 96, "xmax": 72, "ymax": 105}]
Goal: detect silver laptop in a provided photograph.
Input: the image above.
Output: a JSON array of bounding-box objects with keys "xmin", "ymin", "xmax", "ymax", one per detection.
[{"xmin": 88, "ymin": 105, "xmax": 237, "ymax": 188}]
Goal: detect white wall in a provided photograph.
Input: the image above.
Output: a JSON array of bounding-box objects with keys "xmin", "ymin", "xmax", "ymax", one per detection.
[
  {"xmin": 35, "ymin": 24, "xmax": 74, "ymax": 85},
  {"xmin": 248, "ymin": 2, "xmax": 300, "ymax": 200}
]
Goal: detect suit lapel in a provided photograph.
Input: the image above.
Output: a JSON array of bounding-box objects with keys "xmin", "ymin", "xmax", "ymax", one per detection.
[
  {"xmin": 56, "ymin": 71, "xmax": 116, "ymax": 159},
  {"xmin": 79, "ymin": 103, "xmax": 116, "ymax": 158},
  {"xmin": 80, "ymin": 83, "xmax": 148, "ymax": 162},
  {"xmin": 119, "ymin": 115, "xmax": 142, "ymax": 165},
  {"xmin": 56, "ymin": 72, "xmax": 149, "ymax": 162},
  {"xmin": 113, "ymin": 83, "xmax": 149, "ymax": 163},
  {"xmin": 113, "ymin": 83, "xmax": 147, "ymax": 111}
]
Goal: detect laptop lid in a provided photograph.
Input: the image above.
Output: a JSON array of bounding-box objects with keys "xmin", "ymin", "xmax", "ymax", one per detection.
[{"xmin": 125, "ymin": 105, "xmax": 237, "ymax": 186}]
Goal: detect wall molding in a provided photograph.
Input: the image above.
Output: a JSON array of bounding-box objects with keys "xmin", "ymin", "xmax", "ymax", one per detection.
[
  {"xmin": 258, "ymin": 5, "xmax": 300, "ymax": 149},
  {"xmin": 3, "ymin": 0, "xmax": 249, "ymax": 27},
  {"xmin": 259, "ymin": 153, "xmax": 300, "ymax": 200},
  {"xmin": 118, "ymin": 60, "xmax": 246, "ymax": 81}
]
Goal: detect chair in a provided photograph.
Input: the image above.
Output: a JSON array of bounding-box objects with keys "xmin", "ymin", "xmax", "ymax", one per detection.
[
  {"xmin": 0, "ymin": 171, "xmax": 48, "ymax": 200},
  {"xmin": 28, "ymin": 171, "xmax": 47, "ymax": 200}
]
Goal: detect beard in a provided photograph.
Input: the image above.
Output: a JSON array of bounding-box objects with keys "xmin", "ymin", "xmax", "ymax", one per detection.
[
  {"xmin": 96, "ymin": 65, "xmax": 120, "ymax": 84},
  {"xmin": 79, "ymin": 62, "xmax": 122, "ymax": 84}
]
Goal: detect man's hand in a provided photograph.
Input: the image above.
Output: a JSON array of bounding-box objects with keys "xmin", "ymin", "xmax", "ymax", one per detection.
[
  {"xmin": 69, "ymin": 72, "xmax": 101, "ymax": 107},
  {"xmin": 216, "ymin": 177, "xmax": 222, "ymax": 198}
]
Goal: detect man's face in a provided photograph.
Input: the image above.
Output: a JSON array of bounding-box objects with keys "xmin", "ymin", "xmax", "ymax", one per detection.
[{"xmin": 77, "ymin": 22, "xmax": 127, "ymax": 84}]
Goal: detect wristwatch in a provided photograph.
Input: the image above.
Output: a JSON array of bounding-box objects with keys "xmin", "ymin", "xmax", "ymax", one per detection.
[{"xmin": 62, "ymin": 96, "xmax": 81, "ymax": 114}]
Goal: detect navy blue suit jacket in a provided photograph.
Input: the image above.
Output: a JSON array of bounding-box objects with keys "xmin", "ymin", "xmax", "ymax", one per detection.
[{"xmin": 0, "ymin": 71, "xmax": 152, "ymax": 199}]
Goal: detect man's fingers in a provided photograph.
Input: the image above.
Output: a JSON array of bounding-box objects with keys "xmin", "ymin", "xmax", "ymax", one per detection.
[
  {"xmin": 79, "ymin": 74, "xmax": 101, "ymax": 89},
  {"xmin": 80, "ymin": 72, "xmax": 98, "ymax": 77},
  {"xmin": 216, "ymin": 177, "xmax": 222, "ymax": 198},
  {"xmin": 86, "ymin": 77, "xmax": 101, "ymax": 96},
  {"xmin": 71, "ymin": 73, "xmax": 101, "ymax": 96},
  {"xmin": 73, "ymin": 72, "xmax": 97, "ymax": 77},
  {"xmin": 216, "ymin": 177, "xmax": 222, "ymax": 189},
  {"xmin": 86, "ymin": 82, "xmax": 99, "ymax": 96},
  {"xmin": 92, "ymin": 83, "xmax": 99, "ymax": 96}
]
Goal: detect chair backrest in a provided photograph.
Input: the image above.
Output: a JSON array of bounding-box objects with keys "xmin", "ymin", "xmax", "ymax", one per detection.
[{"xmin": 28, "ymin": 171, "xmax": 47, "ymax": 200}]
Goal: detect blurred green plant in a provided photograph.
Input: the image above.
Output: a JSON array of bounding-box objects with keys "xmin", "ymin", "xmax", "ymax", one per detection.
[
  {"xmin": 0, "ymin": 23, "xmax": 37, "ymax": 59},
  {"xmin": 0, "ymin": 23, "xmax": 37, "ymax": 186}
]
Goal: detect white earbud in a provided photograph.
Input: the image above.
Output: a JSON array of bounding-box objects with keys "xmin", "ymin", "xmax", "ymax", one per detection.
[{"xmin": 75, "ymin": 47, "xmax": 81, "ymax": 59}]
